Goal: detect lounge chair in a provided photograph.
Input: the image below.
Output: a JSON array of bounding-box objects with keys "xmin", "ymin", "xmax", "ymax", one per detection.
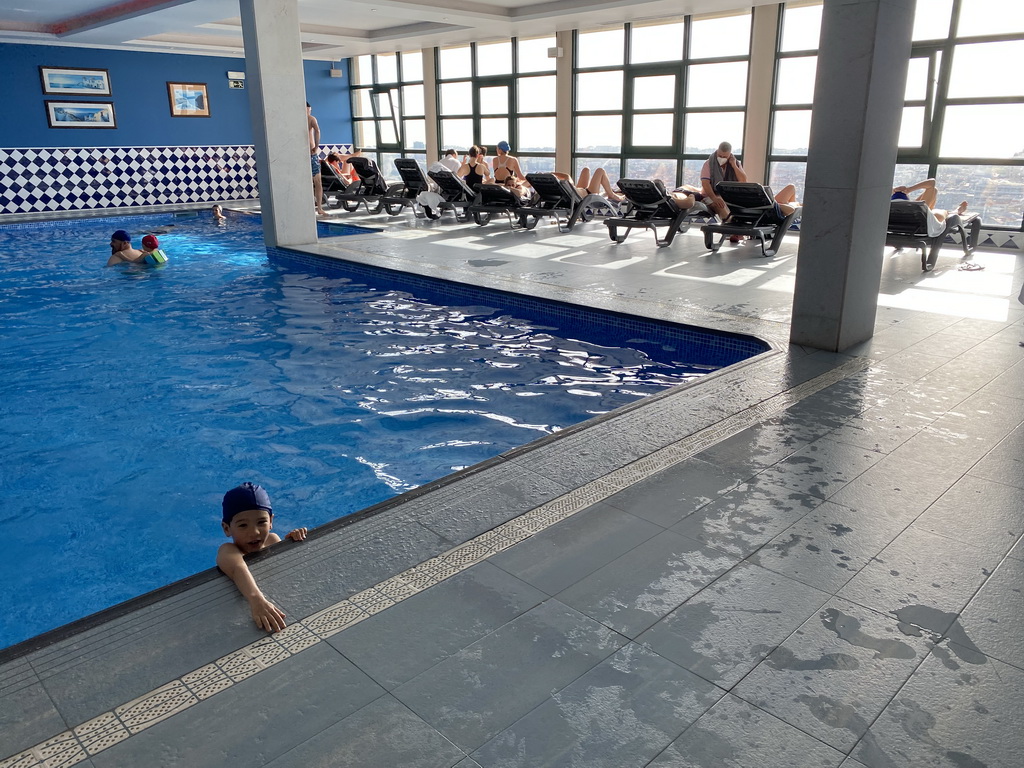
[
  {"xmin": 333, "ymin": 156, "xmax": 392, "ymax": 214},
  {"xmin": 516, "ymin": 173, "xmax": 617, "ymax": 232},
  {"xmin": 700, "ymin": 182, "xmax": 799, "ymax": 257},
  {"xmin": 382, "ymin": 158, "xmax": 433, "ymax": 217},
  {"xmin": 426, "ymin": 168, "xmax": 476, "ymax": 221},
  {"xmin": 604, "ymin": 179, "xmax": 710, "ymax": 247},
  {"xmin": 885, "ymin": 199, "xmax": 981, "ymax": 271},
  {"xmin": 320, "ymin": 161, "xmax": 351, "ymax": 209},
  {"xmin": 467, "ymin": 183, "xmax": 534, "ymax": 228}
]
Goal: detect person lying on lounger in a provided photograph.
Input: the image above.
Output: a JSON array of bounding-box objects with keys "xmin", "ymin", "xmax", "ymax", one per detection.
[
  {"xmin": 552, "ymin": 167, "xmax": 625, "ymax": 202},
  {"xmin": 892, "ymin": 178, "xmax": 968, "ymax": 223}
]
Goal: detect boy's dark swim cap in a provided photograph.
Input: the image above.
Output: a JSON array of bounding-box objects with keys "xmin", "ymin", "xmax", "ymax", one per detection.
[
  {"xmin": 111, "ymin": 229, "xmax": 131, "ymax": 242},
  {"xmin": 222, "ymin": 482, "xmax": 273, "ymax": 524}
]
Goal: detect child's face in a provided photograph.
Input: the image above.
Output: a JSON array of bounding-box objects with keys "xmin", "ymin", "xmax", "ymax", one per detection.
[{"xmin": 222, "ymin": 508, "xmax": 274, "ymax": 553}]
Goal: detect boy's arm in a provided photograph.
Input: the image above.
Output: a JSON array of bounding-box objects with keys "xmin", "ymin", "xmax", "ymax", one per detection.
[{"xmin": 216, "ymin": 543, "xmax": 287, "ymax": 632}]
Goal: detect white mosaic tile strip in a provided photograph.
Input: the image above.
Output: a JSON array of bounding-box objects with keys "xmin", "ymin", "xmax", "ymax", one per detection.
[{"xmin": 0, "ymin": 356, "xmax": 870, "ymax": 767}]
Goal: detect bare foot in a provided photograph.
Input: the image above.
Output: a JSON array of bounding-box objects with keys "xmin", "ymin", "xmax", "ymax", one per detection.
[{"xmin": 956, "ymin": 200, "xmax": 968, "ymax": 215}]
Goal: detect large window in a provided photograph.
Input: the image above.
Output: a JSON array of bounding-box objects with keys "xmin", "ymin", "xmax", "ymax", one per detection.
[
  {"xmin": 770, "ymin": 0, "xmax": 1024, "ymax": 228},
  {"xmin": 574, "ymin": 12, "xmax": 751, "ymax": 187},
  {"xmin": 351, "ymin": 51, "xmax": 425, "ymax": 179}
]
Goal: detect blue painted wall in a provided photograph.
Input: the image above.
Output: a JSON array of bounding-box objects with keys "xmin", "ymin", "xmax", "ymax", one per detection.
[{"xmin": 0, "ymin": 43, "xmax": 352, "ymax": 148}]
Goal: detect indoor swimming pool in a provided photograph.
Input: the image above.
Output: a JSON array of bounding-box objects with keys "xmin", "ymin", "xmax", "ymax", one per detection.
[{"xmin": 0, "ymin": 210, "xmax": 768, "ymax": 649}]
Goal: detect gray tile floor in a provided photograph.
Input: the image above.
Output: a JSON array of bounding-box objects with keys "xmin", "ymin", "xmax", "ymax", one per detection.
[{"xmin": 2, "ymin": 204, "xmax": 1023, "ymax": 768}]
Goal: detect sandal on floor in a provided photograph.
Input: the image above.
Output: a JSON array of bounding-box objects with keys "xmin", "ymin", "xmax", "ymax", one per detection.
[{"xmin": 958, "ymin": 262, "xmax": 984, "ymax": 271}]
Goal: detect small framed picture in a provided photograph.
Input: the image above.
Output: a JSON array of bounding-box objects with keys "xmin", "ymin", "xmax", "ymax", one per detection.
[
  {"xmin": 39, "ymin": 66, "xmax": 112, "ymax": 96},
  {"xmin": 45, "ymin": 101, "xmax": 117, "ymax": 129},
  {"xmin": 167, "ymin": 82, "xmax": 210, "ymax": 117}
]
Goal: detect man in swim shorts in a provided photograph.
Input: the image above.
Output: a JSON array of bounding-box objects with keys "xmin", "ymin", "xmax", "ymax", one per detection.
[
  {"xmin": 308, "ymin": 102, "xmax": 327, "ymax": 216},
  {"xmin": 106, "ymin": 229, "xmax": 144, "ymax": 266}
]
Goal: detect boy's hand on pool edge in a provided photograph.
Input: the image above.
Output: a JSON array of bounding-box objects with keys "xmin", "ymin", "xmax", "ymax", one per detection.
[
  {"xmin": 285, "ymin": 527, "xmax": 308, "ymax": 542},
  {"xmin": 249, "ymin": 594, "xmax": 287, "ymax": 633}
]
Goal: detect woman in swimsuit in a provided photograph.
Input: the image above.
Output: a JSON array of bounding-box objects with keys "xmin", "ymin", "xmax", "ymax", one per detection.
[
  {"xmin": 553, "ymin": 167, "xmax": 624, "ymax": 202},
  {"xmin": 492, "ymin": 141, "xmax": 525, "ymax": 184},
  {"xmin": 458, "ymin": 145, "xmax": 491, "ymax": 189}
]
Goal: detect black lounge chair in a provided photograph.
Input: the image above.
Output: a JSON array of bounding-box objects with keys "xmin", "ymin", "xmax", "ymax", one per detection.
[
  {"xmin": 467, "ymin": 183, "xmax": 534, "ymax": 228},
  {"xmin": 885, "ymin": 199, "xmax": 981, "ymax": 272},
  {"xmin": 516, "ymin": 173, "xmax": 617, "ymax": 232},
  {"xmin": 605, "ymin": 179, "xmax": 710, "ymax": 247},
  {"xmin": 320, "ymin": 161, "xmax": 351, "ymax": 208},
  {"xmin": 333, "ymin": 156, "xmax": 392, "ymax": 214},
  {"xmin": 700, "ymin": 182, "xmax": 799, "ymax": 257},
  {"xmin": 382, "ymin": 158, "xmax": 433, "ymax": 217},
  {"xmin": 426, "ymin": 168, "xmax": 476, "ymax": 221}
]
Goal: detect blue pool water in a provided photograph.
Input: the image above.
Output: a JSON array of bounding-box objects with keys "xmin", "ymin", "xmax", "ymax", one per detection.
[{"xmin": 0, "ymin": 211, "xmax": 766, "ymax": 649}]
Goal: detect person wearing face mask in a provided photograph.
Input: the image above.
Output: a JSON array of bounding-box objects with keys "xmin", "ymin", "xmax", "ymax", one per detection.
[{"xmin": 701, "ymin": 141, "xmax": 747, "ymax": 221}]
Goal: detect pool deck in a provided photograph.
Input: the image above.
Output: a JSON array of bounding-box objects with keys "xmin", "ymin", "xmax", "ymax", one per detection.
[{"xmin": 3, "ymin": 204, "xmax": 1024, "ymax": 768}]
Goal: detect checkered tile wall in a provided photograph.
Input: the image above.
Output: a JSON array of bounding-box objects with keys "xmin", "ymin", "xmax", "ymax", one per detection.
[{"xmin": 0, "ymin": 143, "xmax": 353, "ymax": 215}]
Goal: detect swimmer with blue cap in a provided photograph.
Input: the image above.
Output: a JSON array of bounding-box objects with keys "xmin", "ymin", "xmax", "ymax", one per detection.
[
  {"xmin": 106, "ymin": 229, "xmax": 145, "ymax": 266},
  {"xmin": 216, "ymin": 482, "xmax": 307, "ymax": 632}
]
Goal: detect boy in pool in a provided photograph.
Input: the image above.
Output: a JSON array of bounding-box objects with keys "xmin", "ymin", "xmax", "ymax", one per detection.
[
  {"xmin": 217, "ymin": 482, "xmax": 307, "ymax": 632},
  {"xmin": 139, "ymin": 234, "xmax": 168, "ymax": 265}
]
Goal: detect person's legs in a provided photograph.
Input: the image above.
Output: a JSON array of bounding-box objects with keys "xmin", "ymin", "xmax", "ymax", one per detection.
[
  {"xmin": 774, "ymin": 184, "xmax": 798, "ymax": 205},
  {"xmin": 913, "ymin": 179, "xmax": 938, "ymax": 209},
  {"xmin": 587, "ymin": 168, "xmax": 623, "ymax": 201},
  {"xmin": 311, "ymin": 156, "xmax": 326, "ymax": 214},
  {"xmin": 576, "ymin": 168, "xmax": 592, "ymax": 189},
  {"xmin": 669, "ymin": 192, "xmax": 695, "ymax": 209}
]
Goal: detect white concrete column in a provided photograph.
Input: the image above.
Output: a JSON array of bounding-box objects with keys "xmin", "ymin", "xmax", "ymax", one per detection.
[
  {"xmin": 423, "ymin": 47, "xmax": 439, "ymax": 165},
  {"xmin": 554, "ymin": 30, "xmax": 573, "ymax": 176},
  {"xmin": 239, "ymin": 0, "xmax": 318, "ymax": 247},
  {"xmin": 742, "ymin": 4, "xmax": 780, "ymax": 183},
  {"xmin": 790, "ymin": 0, "xmax": 915, "ymax": 351}
]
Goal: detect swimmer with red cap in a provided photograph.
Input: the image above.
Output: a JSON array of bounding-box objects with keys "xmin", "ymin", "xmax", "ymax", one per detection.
[
  {"xmin": 106, "ymin": 229, "xmax": 144, "ymax": 266},
  {"xmin": 216, "ymin": 482, "xmax": 307, "ymax": 632},
  {"xmin": 139, "ymin": 234, "xmax": 168, "ymax": 265}
]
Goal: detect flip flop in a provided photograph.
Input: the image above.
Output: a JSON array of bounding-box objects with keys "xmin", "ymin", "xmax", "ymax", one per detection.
[{"xmin": 958, "ymin": 262, "xmax": 984, "ymax": 271}]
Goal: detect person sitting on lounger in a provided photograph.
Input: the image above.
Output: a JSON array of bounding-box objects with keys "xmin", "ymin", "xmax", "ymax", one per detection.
[
  {"xmin": 458, "ymin": 145, "xmax": 491, "ymax": 189},
  {"xmin": 892, "ymin": 178, "xmax": 968, "ymax": 223},
  {"xmin": 552, "ymin": 167, "xmax": 624, "ymax": 202},
  {"xmin": 326, "ymin": 152, "xmax": 351, "ymax": 183},
  {"xmin": 492, "ymin": 141, "xmax": 525, "ymax": 183},
  {"xmin": 700, "ymin": 141, "xmax": 799, "ymax": 223}
]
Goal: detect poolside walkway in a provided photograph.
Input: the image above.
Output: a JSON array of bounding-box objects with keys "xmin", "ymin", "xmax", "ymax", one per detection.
[{"xmin": 2, "ymin": 205, "xmax": 1023, "ymax": 768}]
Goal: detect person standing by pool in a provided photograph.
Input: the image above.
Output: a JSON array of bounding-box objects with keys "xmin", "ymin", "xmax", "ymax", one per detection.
[
  {"xmin": 217, "ymin": 482, "xmax": 308, "ymax": 633},
  {"xmin": 106, "ymin": 229, "xmax": 144, "ymax": 266},
  {"xmin": 307, "ymin": 102, "xmax": 327, "ymax": 216}
]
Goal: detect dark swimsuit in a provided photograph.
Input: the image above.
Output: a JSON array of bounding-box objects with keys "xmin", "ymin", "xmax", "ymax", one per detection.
[{"xmin": 465, "ymin": 162, "xmax": 486, "ymax": 189}]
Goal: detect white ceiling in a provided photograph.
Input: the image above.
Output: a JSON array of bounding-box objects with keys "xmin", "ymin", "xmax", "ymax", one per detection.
[{"xmin": 0, "ymin": 0, "xmax": 775, "ymax": 60}]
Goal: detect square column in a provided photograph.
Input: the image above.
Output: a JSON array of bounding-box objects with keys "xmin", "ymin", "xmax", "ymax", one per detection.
[
  {"xmin": 240, "ymin": 0, "xmax": 318, "ymax": 248},
  {"xmin": 790, "ymin": 0, "xmax": 915, "ymax": 351}
]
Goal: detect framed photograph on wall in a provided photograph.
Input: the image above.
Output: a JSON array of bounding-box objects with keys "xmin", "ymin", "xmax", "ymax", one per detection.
[
  {"xmin": 44, "ymin": 101, "xmax": 117, "ymax": 129},
  {"xmin": 39, "ymin": 67, "xmax": 112, "ymax": 96},
  {"xmin": 167, "ymin": 82, "xmax": 210, "ymax": 117}
]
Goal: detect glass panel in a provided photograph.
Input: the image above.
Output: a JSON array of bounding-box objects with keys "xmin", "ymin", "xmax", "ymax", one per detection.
[
  {"xmin": 477, "ymin": 41, "xmax": 513, "ymax": 76},
  {"xmin": 479, "ymin": 118, "xmax": 509, "ymax": 149},
  {"xmin": 780, "ymin": 4, "xmax": 822, "ymax": 52},
  {"xmin": 631, "ymin": 114, "xmax": 675, "ymax": 146},
  {"xmin": 517, "ymin": 75, "xmax": 556, "ymax": 113},
  {"xmin": 898, "ymin": 106, "xmax": 925, "ymax": 148},
  {"xmin": 633, "ymin": 75, "xmax": 676, "ymax": 110},
  {"xmin": 376, "ymin": 53, "xmax": 398, "ymax": 83},
  {"xmin": 689, "ymin": 12, "xmax": 752, "ymax": 59},
  {"xmin": 440, "ymin": 81, "xmax": 472, "ymax": 115},
  {"xmin": 576, "ymin": 115, "xmax": 623, "ymax": 152},
  {"xmin": 685, "ymin": 112, "xmax": 744, "ymax": 154},
  {"xmin": 574, "ymin": 157, "xmax": 620, "ymax": 185},
  {"xmin": 379, "ymin": 152, "xmax": 402, "ymax": 180},
  {"xmin": 905, "ymin": 57, "xmax": 929, "ymax": 101},
  {"xmin": 768, "ymin": 162, "xmax": 807, "ymax": 203},
  {"xmin": 518, "ymin": 36, "xmax": 557, "ymax": 73},
  {"xmin": 518, "ymin": 155, "xmax": 556, "ymax": 173},
  {"xmin": 401, "ymin": 51, "xmax": 423, "ymax": 81},
  {"xmin": 441, "ymin": 118, "xmax": 474, "ymax": 150},
  {"xmin": 355, "ymin": 121, "xmax": 377, "ymax": 149},
  {"xmin": 936, "ymin": 163, "xmax": 1024, "ymax": 227},
  {"xmin": 373, "ymin": 91, "xmax": 394, "ymax": 119},
  {"xmin": 353, "ymin": 89, "xmax": 373, "ymax": 118},
  {"xmin": 957, "ymin": 0, "xmax": 1024, "ymax": 36},
  {"xmin": 771, "ymin": 109, "xmax": 812, "ymax": 154},
  {"xmin": 625, "ymin": 158, "xmax": 678, "ymax": 184},
  {"xmin": 404, "ymin": 119, "xmax": 426, "ymax": 149},
  {"xmin": 940, "ymin": 104, "xmax": 1024, "ymax": 158},
  {"xmin": 913, "ymin": 0, "xmax": 953, "ymax": 40},
  {"xmin": 379, "ymin": 120, "xmax": 398, "ymax": 146},
  {"xmin": 686, "ymin": 62, "xmax": 748, "ymax": 107},
  {"xmin": 892, "ymin": 163, "xmax": 930, "ymax": 189},
  {"xmin": 949, "ymin": 42, "xmax": 1024, "ymax": 98},
  {"xmin": 479, "ymin": 85, "xmax": 509, "ymax": 115},
  {"xmin": 578, "ymin": 28, "xmax": 624, "ymax": 68},
  {"xmin": 403, "ymin": 84, "xmax": 424, "ymax": 116},
  {"xmin": 682, "ymin": 158, "xmax": 704, "ymax": 187},
  {"xmin": 352, "ymin": 55, "xmax": 373, "ymax": 85},
  {"xmin": 630, "ymin": 21, "xmax": 685, "ymax": 64},
  {"xmin": 576, "ymin": 71, "xmax": 623, "ymax": 111},
  {"xmin": 775, "ymin": 56, "xmax": 817, "ymax": 105},
  {"xmin": 518, "ymin": 116, "xmax": 557, "ymax": 152},
  {"xmin": 439, "ymin": 46, "xmax": 472, "ymax": 79}
]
